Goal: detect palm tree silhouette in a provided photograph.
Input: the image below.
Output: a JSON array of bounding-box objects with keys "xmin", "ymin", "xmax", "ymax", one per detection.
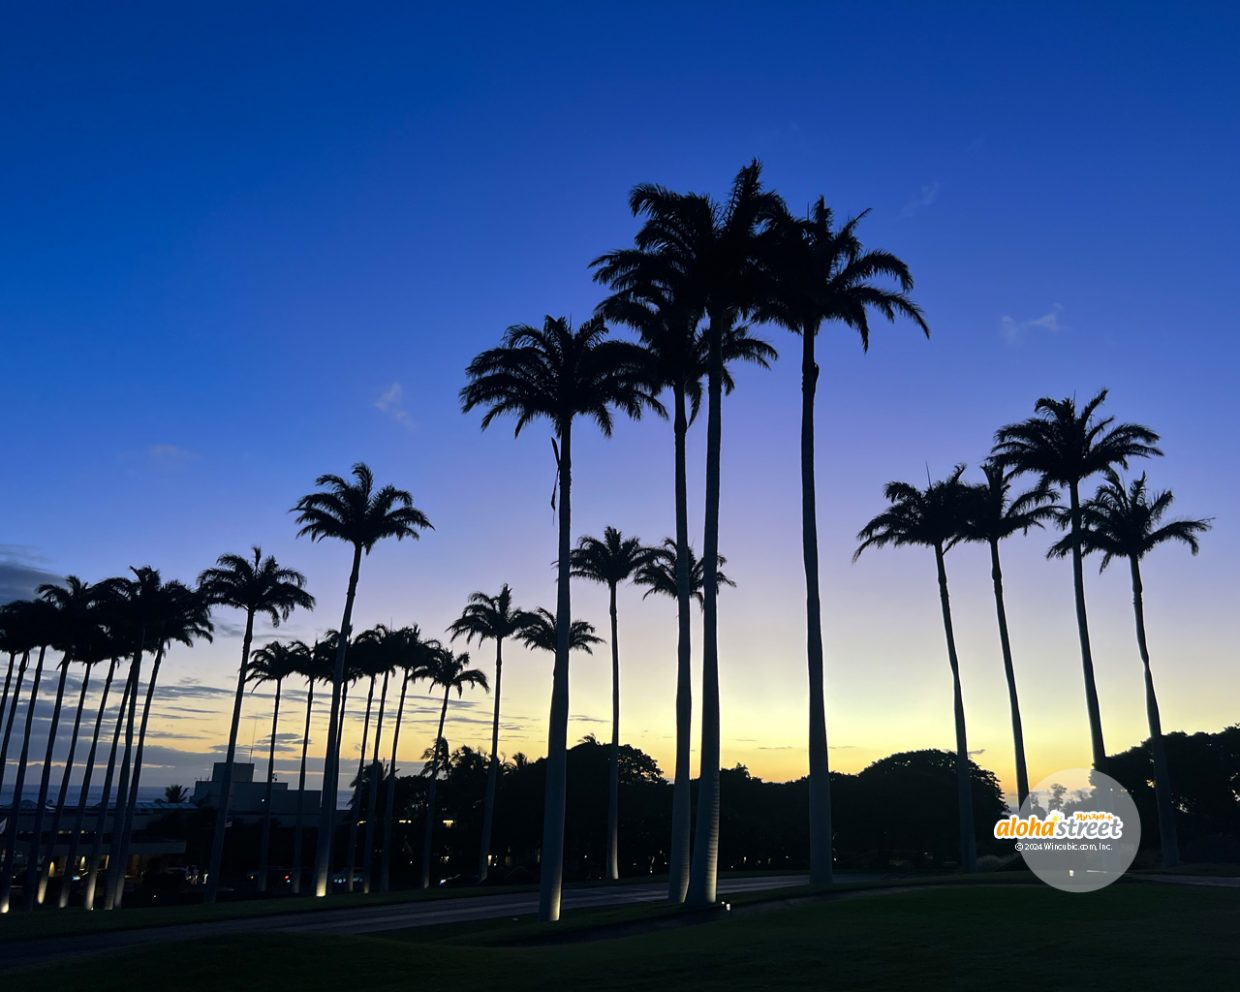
[
  {"xmin": 762, "ymin": 198, "xmax": 928, "ymax": 886},
  {"xmin": 106, "ymin": 575, "xmax": 212, "ymax": 910},
  {"xmin": 447, "ymin": 585, "xmax": 534, "ymax": 883},
  {"xmin": 595, "ymin": 268, "xmax": 776, "ymax": 902},
  {"xmin": 340, "ymin": 629, "xmax": 383, "ymax": 893},
  {"xmin": 293, "ymin": 463, "xmax": 431, "ymax": 897},
  {"xmin": 248, "ymin": 639, "xmax": 308, "ymax": 893},
  {"xmin": 636, "ymin": 540, "xmax": 735, "ymax": 606},
  {"xmin": 290, "ymin": 637, "xmax": 331, "ymax": 895},
  {"xmin": 517, "ymin": 607, "xmax": 602, "ymax": 655},
  {"xmin": 855, "ymin": 467, "xmax": 978, "ymax": 873},
  {"xmin": 0, "ymin": 598, "xmax": 54, "ymax": 914},
  {"xmin": 352, "ymin": 624, "xmax": 404, "ymax": 893},
  {"xmin": 570, "ymin": 529, "xmax": 655, "ymax": 882},
  {"xmin": 198, "ymin": 548, "xmax": 313, "ymax": 903},
  {"xmin": 595, "ymin": 161, "xmax": 782, "ymax": 905},
  {"xmin": 419, "ymin": 648, "xmax": 488, "ymax": 889},
  {"xmin": 379, "ymin": 627, "xmax": 436, "ymax": 892},
  {"xmin": 162, "ymin": 784, "xmax": 190, "ymax": 803},
  {"xmin": 1051, "ymin": 470, "xmax": 1210, "ymax": 866},
  {"xmin": 959, "ymin": 461, "xmax": 1058, "ymax": 807},
  {"xmin": 994, "ymin": 390, "xmax": 1161, "ymax": 768},
  {"xmin": 462, "ymin": 314, "xmax": 660, "ymax": 920}
]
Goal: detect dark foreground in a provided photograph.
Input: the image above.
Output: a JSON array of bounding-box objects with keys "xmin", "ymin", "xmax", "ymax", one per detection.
[{"xmin": 8, "ymin": 881, "xmax": 1238, "ymax": 991}]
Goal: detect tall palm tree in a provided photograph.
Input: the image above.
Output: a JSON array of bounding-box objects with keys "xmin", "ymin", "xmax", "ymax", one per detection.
[
  {"xmin": 293, "ymin": 463, "xmax": 431, "ymax": 897},
  {"xmin": 959, "ymin": 461, "xmax": 1058, "ymax": 807},
  {"xmin": 447, "ymin": 586, "xmax": 534, "ymax": 883},
  {"xmin": 595, "ymin": 161, "xmax": 783, "ymax": 905},
  {"xmin": 994, "ymin": 390, "xmax": 1161, "ymax": 768},
  {"xmin": 0, "ymin": 599, "xmax": 54, "ymax": 914},
  {"xmin": 248, "ymin": 639, "xmax": 308, "ymax": 894},
  {"xmin": 379, "ymin": 628, "xmax": 436, "ymax": 892},
  {"xmin": 855, "ymin": 466, "xmax": 978, "ymax": 872},
  {"xmin": 107, "ymin": 576, "xmax": 212, "ymax": 910},
  {"xmin": 462, "ymin": 315, "xmax": 660, "ymax": 920},
  {"xmin": 636, "ymin": 540, "xmax": 735, "ymax": 606},
  {"xmin": 1052, "ymin": 470, "xmax": 1210, "ymax": 866},
  {"xmin": 198, "ymin": 548, "xmax": 313, "ymax": 903},
  {"xmin": 81, "ymin": 651, "xmax": 135, "ymax": 910},
  {"xmin": 517, "ymin": 607, "xmax": 602, "ymax": 656},
  {"xmin": 349, "ymin": 626, "xmax": 400, "ymax": 893},
  {"xmin": 290, "ymin": 637, "xmax": 331, "ymax": 895},
  {"xmin": 419, "ymin": 648, "xmax": 488, "ymax": 889},
  {"xmin": 569, "ymin": 528, "xmax": 655, "ymax": 881},
  {"xmin": 0, "ymin": 602, "xmax": 39, "ymax": 837},
  {"xmin": 761, "ymin": 199, "xmax": 928, "ymax": 885}
]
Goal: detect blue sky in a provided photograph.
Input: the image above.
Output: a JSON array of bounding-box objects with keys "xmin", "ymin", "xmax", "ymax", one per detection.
[{"xmin": 3, "ymin": 3, "xmax": 1237, "ymax": 800}]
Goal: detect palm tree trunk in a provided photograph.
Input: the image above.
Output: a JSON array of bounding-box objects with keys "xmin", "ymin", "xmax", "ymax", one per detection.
[
  {"xmin": 345, "ymin": 674, "xmax": 376, "ymax": 893},
  {"xmin": 23, "ymin": 654, "xmax": 72, "ymax": 910},
  {"xmin": 421, "ymin": 683, "xmax": 451, "ymax": 889},
  {"xmin": 0, "ymin": 645, "xmax": 46, "ymax": 913},
  {"xmin": 1069, "ymin": 482, "xmax": 1107, "ymax": 768},
  {"xmin": 103, "ymin": 647, "xmax": 143, "ymax": 909},
  {"xmin": 314, "ymin": 545, "xmax": 363, "ymax": 898},
  {"xmin": 988, "ymin": 540, "xmax": 1031, "ymax": 808},
  {"xmin": 606, "ymin": 582, "xmax": 621, "ymax": 882},
  {"xmin": 291, "ymin": 675, "xmax": 315, "ymax": 895},
  {"xmin": 668, "ymin": 383, "xmax": 693, "ymax": 904},
  {"xmin": 82, "ymin": 666, "xmax": 132, "ymax": 909},
  {"xmin": 0, "ymin": 651, "xmax": 15, "ymax": 741},
  {"xmin": 689, "ymin": 313, "xmax": 725, "ymax": 906},
  {"xmin": 538, "ymin": 417, "xmax": 573, "ymax": 921},
  {"xmin": 380, "ymin": 672, "xmax": 410, "ymax": 893},
  {"xmin": 257, "ymin": 677, "xmax": 283, "ymax": 894},
  {"xmin": 0, "ymin": 651, "xmax": 31, "ymax": 813},
  {"xmin": 58, "ymin": 656, "xmax": 117, "ymax": 909},
  {"xmin": 934, "ymin": 545, "xmax": 977, "ymax": 872},
  {"xmin": 362, "ymin": 669, "xmax": 389, "ymax": 893},
  {"xmin": 205, "ymin": 609, "xmax": 256, "ymax": 903},
  {"xmin": 800, "ymin": 324, "xmax": 833, "ymax": 886},
  {"xmin": 37, "ymin": 663, "xmax": 92, "ymax": 905},
  {"xmin": 1129, "ymin": 557, "xmax": 1179, "ymax": 867},
  {"xmin": 109, "ymin": 646, "xmax": 166, "ymax": 909},
  {"xmin": 477, "ymin": 640, "xmax": 503, "ymax": 883}
]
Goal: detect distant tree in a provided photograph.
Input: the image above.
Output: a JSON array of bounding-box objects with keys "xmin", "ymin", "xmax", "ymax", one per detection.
[
  {"xmin": 163, "ymin": 784, "xmax": 190, "ymax": 804},
  {"xmin": 636, "ymin": 540, "xmax": 734, "ymax": 607}
]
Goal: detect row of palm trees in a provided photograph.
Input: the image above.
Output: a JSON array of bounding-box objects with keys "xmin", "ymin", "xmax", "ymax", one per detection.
[{"xmin": 855, "ymin": 389, "xmax": 1209, "ymax": 870}]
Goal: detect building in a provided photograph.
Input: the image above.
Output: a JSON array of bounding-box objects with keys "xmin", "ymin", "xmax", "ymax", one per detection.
[{"xmin": 193, "ymin": 762, "xmax": 321, "ymax": 825}]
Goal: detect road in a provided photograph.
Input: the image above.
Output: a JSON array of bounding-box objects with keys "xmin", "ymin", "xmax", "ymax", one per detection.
[{"xmin": 0, "ymin": 873, "xmax": 821, "ymax": 971}]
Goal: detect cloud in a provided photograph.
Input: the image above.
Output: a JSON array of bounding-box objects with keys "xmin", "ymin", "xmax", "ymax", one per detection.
[
  {"xmin": 901, "ymin": 180, "xmax": 940, "ymax": 217},
  {"xmin": 1000, "ymin": 304, "xmax": 1065, "ymax": 345},
  {"xmin": 0, "ymin": 546, "xmax": 62, "ymax": 604},
  {"xmin": 147, "ymin": 444, "xmax": 199, "ymax": 466},
  {"xmin": 373, "ymin": 382, "xmax": 415, "ymax": 431}
]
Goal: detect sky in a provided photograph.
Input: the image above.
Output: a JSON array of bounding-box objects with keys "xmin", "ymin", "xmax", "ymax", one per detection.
[{"xmin": 2, "ymin": 2, "xmax": 1237, "ymax": 806}]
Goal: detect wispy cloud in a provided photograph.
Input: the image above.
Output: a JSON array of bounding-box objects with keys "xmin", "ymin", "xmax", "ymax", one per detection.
[
  {"xmin": 373, "ymin": 382, "xmax": 414, "ymax": 431},
  {"xmin": 1000, "ymin": 304, "xmax": 1065, "ymax": 345},
  {"xmin": 901, "ymin": 180, "xmax": 940, "ymax": 217},
  {"xmin": 147, "ymin": 443, "xmax": 199, "ymax": 466}
]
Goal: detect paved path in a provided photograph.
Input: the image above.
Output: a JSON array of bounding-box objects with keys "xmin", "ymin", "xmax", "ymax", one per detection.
[{"xmin": 0, "ymin": 874, "xmax": 823, "ymax": 971}]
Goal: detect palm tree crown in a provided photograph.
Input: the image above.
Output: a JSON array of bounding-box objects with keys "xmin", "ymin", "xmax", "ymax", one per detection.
[
  {"xmin": 248, "ymin": 640, "xmax": 309, "ymax": 687},
  {"xmin": 198, "ymin": 548, "xmax": 314, "ymax": 625},
  {"xmin": 959, "ymin": 461, "xmax": 1059, "ymax": 545},
  {"xmin": 518, "ymin": 608, "xmax": 601, "ymax": 654},
  {"xmin": 293, "ymin": 463, "xmax": 432, "ymax": 554},
  {"xmin": 637, "ymin": 540, "xmax": 735, "ymax": 605},
  {"xmin": 447, "ymin": 585, "xmax": 532, "ymax": 646},
  {"xmin": 570, "ymin": 528, "xmax": 656, "ymax": 589},
  {"xmin": 854, "ymin": 466, "xmax": 973, "ymax": 559}
]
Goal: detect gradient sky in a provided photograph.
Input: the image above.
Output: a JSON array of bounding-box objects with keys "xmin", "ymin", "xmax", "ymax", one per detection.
[{"xmin": 3, "ymin": 3, "xmax": 1237, "ymax": 805}]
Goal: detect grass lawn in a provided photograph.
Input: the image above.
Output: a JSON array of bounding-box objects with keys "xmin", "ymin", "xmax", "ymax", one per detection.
[{"xmin": 11, "ymin": 881, "xmax": 1236, "ymax": 991}]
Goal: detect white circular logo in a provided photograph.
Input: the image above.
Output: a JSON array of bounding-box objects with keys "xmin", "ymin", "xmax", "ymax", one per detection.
[{"xmin": 994, "ymin": 768, "xmax": 1141, "ymax": 893}]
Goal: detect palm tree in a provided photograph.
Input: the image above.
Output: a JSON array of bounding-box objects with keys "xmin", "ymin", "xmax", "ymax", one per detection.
[
  {"xmin": 290, "ymin": 637, "xmax": 331, "ymax": 895},
  {"xmin": 163, "ymin": 784, "xmax": 190, "ymax": 804},
  {"xmin": 106, "ymin": 576, "xmax": 212, "ymax": 910},
  {"xmin": 419, "ymin": 648, "xmax": 488, "ymax": 889},
  {"xmin": 198, "ymin": 548, "xmax": 313, "ymax": 903},
  {"xmin": 761, "ymin": 199, "xmax": 928, "ymax": 886},
  {"xmin": 248, "ymin": 639, "xmax": 308, "ymax": 893},
  {"xmin": 959, "ymin": 461, "xmax": 1058, "ymax": 807},
  {"xmin": 517, "ymin": 607, "xmax": 602, "ymax": 656},
  {"xmin": 462, "ymin": 315, "xmax": 660, "ymax": 920},
  {"xmin": 594, "ymin": 161, "xmax": 783, "ymax": 905},
  {"xmin": 293, "ymin": 463, "xmax": 432, "ymax": 897},
  {"xmin": 446, "ymin": 587, "xmax": 533, "ymax": 883},
  {"xmin": 350, "ymin": 625, "xmax": 402, "ymax": 893},
  {"xmin": 569, "ymin": 529, "xmax": 655, "ymax": 881},
  {"xmin": 379, "ymin": 628, "xmax": 436, "ymax": 892},
  {"xmin": 1052, "ymin": 470, "xmax": 1210, "ymax": 866},
  {"xmin": 0, "ymin": 599, "xmax": 54, "ymax": 914},
  {"xmin": 0, "ymin": 602, "xmax": 38, "ymax": 840},
  {"xmin": 596, "ymin": 264, "xmax": 779, "ymax": 896},
  {"xmin": 854, "ymin": 467, "xmax": 978, "ymax": 872},
  {"xmin": 636, "ymin": 540, "xmax": 735, "ymax": 606},
  {"xmin": 81, "ymin": 651, "xmax": 135, "ymax": 910},
  {"xmin": 994, "ymin": 390, "xmax": 1161, "ymax": 768}
]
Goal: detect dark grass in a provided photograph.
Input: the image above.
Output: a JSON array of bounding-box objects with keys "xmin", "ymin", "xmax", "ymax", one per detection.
[{"xmin": 11, "ymin": 881, "xmax": 1236, "ymax": 991}]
